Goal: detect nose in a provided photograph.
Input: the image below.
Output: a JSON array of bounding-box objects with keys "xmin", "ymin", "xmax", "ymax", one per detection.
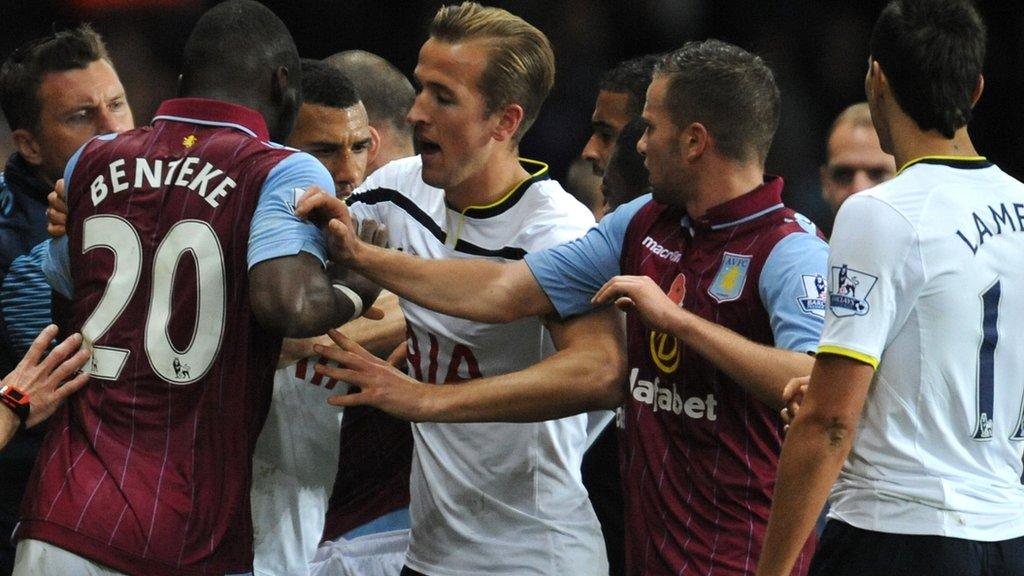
[
  {"xmin": 333, "ymin": 153, "xmax": 362, "ymax": 195},
  {"xmin": 850, "ymin": 170, "xmax": 874, "ymax": 194},
  {"xmin": 406, "ymin": 92, "xmax": 428, "ymax": 126},
  {"xmin": 581, "ymin": 134, "xmax": 604, "ymax": 174},
  {"xmin": 95, "ymin": 106, "xmax": 130, "ymax": 135},
  {"xmin": 637, "ymin": 130, "xmax": 648, "ymax": 157}
]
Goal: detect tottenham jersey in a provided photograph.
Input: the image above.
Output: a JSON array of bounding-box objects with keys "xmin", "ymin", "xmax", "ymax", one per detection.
[
  {"xmin": 820, "ymin": 157, "xmax": 1024, "ymax": 541},
  {"xmin": 251, "ymin": 357, "xmax": 348, "ymax": 576},
  {"xmin": 348, "ymin": 156, "xmax": 607, "ymax": 576}
]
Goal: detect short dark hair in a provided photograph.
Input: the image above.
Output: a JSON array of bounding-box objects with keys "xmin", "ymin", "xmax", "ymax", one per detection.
[
  {"xmin": 599, "ymin": 54, "xmax": 660, "ymax": 119},
  {"xmin": 301, "ymin": 59, "xmax": 360, "ymax": 110},
  {"xmin": 180, "ymin": 0, "xmax": 300, "ymax": 101},
  {"xmin": 324, "ymin": 50, "xmax": 414, "ymax": 137},
  {"xmin": 870, "ymin": 0, "xmax": 986, "ymax": 138},
  {"xmin": 655, "ymin": 40, "xmax": 780, "ymax": 163},
  {"xmin": 0, "ymin": 25, "xmax": 111, "ymax": 131}
]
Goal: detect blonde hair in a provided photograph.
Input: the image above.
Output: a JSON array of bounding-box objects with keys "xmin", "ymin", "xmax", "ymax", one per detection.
[{"xmin": 429, "ymin": 2, "xmax": 555, "ymax": 141}]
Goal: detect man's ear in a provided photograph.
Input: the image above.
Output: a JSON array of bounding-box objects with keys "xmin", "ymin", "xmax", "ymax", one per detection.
[
  {"xmin": 368, "ymin": 125, "xmax": 381, "ymax": 165},
  {"xmin": 12, "ymin": 128, "xmax": 43, "ymax": 167},
  {"xmin": 681, "ymin": 122, "xmax": 709, "ymax": 163},
  {"xmin": 971, "ymin": 74, "xmax": 984, "ymax": 108},
  {"xmin": 492, "ymin": 103, "xmax": 524, "ymax": 143}
]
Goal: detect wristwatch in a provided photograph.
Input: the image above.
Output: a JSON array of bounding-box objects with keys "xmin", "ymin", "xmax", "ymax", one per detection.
[{"xmin": 0, "ymin": 384, "xmax": 30, "ymax": 429}]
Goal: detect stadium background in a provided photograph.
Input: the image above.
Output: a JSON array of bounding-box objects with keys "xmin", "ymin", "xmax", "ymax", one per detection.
[{"xmin": 1, "ymin": 0, "xmax": 1021, "ymax": 233}]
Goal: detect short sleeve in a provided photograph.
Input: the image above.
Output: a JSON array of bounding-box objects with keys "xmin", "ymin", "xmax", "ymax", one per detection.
[
  {"xmin": 42, "ymin": 237, "xmax": 73, "ymax": 299},
  {"xmin": 758, "ymin": 231, "xmax": 829, "ymax": 353},
  {"xmin": 524, "ymin": 194, "xmax": 649, "ymax": 318},
  {"xmin": 248, "ymin": 153, "xmax": 335, "ymax": 269},
  {"xmin": 817, "ymin": 194, "xmax": 921, "ymax": 368}
]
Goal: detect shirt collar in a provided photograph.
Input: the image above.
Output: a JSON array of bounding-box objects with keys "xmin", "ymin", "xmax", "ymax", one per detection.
[
  {"xmin": 689, "ymin": 175, "xmax": 785, "ymax": 234},
  {"xmin": 152, "ymin": 98, "xmax": 270, "ymax": 141}
]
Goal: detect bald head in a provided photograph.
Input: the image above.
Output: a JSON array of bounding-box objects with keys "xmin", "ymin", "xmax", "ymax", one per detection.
[
  {"xmin": 179, "ymin": 0, "xmax": 301, "ymax": 142},
  {"xmin": 325, "ymin": 50, "xmax": 414, "ymax": 171}
]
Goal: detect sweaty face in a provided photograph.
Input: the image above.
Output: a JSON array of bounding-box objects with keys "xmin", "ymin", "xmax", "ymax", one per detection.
[
  {"xmin": 581, "ymin": 90, "xmax": 632, "ymax": 175},
  {"xmin": 31, "ymin": 59, "xmax": 134, "ymax": 183},
  {"xmin": 407, "ymin": 38, "xmax": 502, "ymax": 192},
  {"xmin": 821, "ymin": 122, "xmax": 895, "ymax": 212},
  {"xmin": 289, "ymin": 102, "xmax": 375, "ymax": 197},
  {"xmin": 637, "ymin": 77, "xmax": 687, "ymax": 206}
]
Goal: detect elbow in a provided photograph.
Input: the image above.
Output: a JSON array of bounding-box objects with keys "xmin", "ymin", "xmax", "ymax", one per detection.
[
  {"xmin": 251, "ymin": 285, "xmax": 332, "ymax": 338},
  {"xmin": 588, "ymin": 347, "xmax": 628, "ymax": 410}
]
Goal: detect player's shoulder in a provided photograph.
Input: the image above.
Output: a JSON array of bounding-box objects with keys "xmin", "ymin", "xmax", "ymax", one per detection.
[
  {"xmin": 517, "ymin": 177, "xmax": 594, "ymax": 227},
  {"xmin": 352, "ymin": 156, "xmax": 433, "ymax": 202}
]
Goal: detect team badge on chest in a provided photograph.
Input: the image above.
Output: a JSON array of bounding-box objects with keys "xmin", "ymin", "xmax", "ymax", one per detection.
[{"xmin": 708, "ymin": 252, "xmax": 751, "ymax": 303}]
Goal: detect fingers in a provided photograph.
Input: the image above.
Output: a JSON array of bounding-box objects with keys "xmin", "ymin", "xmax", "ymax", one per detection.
[
  {"xmin": 362, "ymin": 306, "xmax": 385, "ymax": 321},
  {"xmin": 48, "ymin": 346, "xmax": 92, "ymax": 388},
  {"xmin": 16, "ymin": 325, "xmax": 60, "ymax": 373},
  {"xmin": 327, "ymin": 392, "xmax": 365, "ymax": 408},
  {"xmin": 387, "ymin": 342, "xmax": 408, "ymax": 368},
  {"xmin": 39, "ymin": 331, "xmax": 84, "ymax": 373},
  {"xmin": 593, "ymin": 276, "xmax": 637, "ymax": 305},
  {"xmin": 357, "ymin": 219, "xmax": 379, "ymax": 243},
  {"xmin": 320, "ymin": 329, "xmax": 381, "ymax": 364},
  {"xmin": 614, "ymin": 297, "xmax": 636, "ymax": 312},
  {"xmin": 371, "ymin": 224, "xmax": 388, "ymax": 248},
  {"xmin": 293, "ymin": 187, "xmax": 329, "ymax": 219}
]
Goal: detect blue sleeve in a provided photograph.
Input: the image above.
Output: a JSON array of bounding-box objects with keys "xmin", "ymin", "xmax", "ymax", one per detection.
[
  {"xmin": 524, "ymin": 194, "xmax": 650, "ymax": 318},
  {"xmin": 1, "ymin": 241, "xmax": 54, "ymax": 357},
  {"xmin": 248, "ymin": 152, "xmax": 335, "ymax": 269},
  {"xmin": 41, "ymin": 237, "xmax": 73, "ymax": 298},
  {"xmin": 63, "ymin": 132, "xmax": 115, "ymax": 192},
  {"xmin": 758, "ymin": 231, "xmax": 829, "ymax": 353}
]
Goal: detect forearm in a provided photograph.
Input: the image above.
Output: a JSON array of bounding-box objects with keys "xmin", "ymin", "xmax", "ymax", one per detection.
[
  {"xmin": 250, "ymin": 254, "xmax": 362, "ymax": 338},
  {"xmin": 756, "ymin": 413, "xmax": 852, "ymax": 575},
  {"xmin": 351, "ymin": 243, "xmax": 549, "ymax": 323},
  {"xmin": 670, "ymin": 312, "xmax": 813, "ymax": 410},
  {"xmin": 277, "ymin": 292, "xmax": 405, "ymax": 367},
  {"xmin": 0, "ymin": 409, "xmax": 16, "ymax": 451},
  {"xmin": 425, "ymin": 310, "xmax": 626, "ymax": 422}
]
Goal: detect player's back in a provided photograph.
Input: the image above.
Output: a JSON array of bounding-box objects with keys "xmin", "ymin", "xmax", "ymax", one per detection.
[
  {"xmin": 19, "ymin": 99, "xmax": 295, "ymax": 576},
  {"xmin": 828, "ymin": 158, "xmax": 1024, "ymax": 541}
]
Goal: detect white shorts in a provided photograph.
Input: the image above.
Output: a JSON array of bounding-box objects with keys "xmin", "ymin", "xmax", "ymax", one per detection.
[
  {"xmin": 308, "ymin": 529, "xmax": 409, "ymax": 576},
  {"xmin": 13, "ymin": 539, "xmax": 126, "ymax": 576}
]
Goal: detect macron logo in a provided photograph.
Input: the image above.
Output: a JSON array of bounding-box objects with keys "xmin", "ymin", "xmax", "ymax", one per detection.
[{"xmin": 642, "ymin": 236, "xmax": 682, "ymax": 262}]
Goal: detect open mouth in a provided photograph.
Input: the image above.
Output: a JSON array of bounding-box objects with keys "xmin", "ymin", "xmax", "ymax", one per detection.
[{"xmin": 417, "ymin": 134, "xmax": 442, "ymax": 156}]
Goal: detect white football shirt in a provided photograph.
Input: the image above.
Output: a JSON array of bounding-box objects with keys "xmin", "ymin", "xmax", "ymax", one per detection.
[
  {"xmin": 349, "ymin": 156, "xmax": 607, "ymax": 575},
  {"xmin": 251, "ymin": 357, "xmax": 349, "ymax": 576},
  {"xmin": 820, "ymin": 157, "xmax": 1024, "ymax": 541}
]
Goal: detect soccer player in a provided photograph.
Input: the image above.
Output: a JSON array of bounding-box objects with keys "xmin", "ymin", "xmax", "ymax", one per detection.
[
  {"xmin": 13, "ymin": 2, "xmax": 379, "ymax": 574},
  {"xmin": 0, "ymin": 26, "xmax": 133, "ymax": 574},
  {"xmin": 820, "ymin": 102, "xmax": 895, "ymax": 213},
  {"xmin": 324, "ymin": 50, "xmax": 416, "ymax": 176},
  {"xmin": 250, "ymin": 59, "xmax": 391, "ymax": 576},
  {"xmin": 757, "ymin": 2, "xmax": 1024, "ymax": 575},
  {"xmin": 581, "ymin": 54, "xmax": 659, "ymax": 175},
  {"xmin": 314, "ymin": 39, "xmax": 825, "ymax": 576},
  {"xmin": 302, "ymin": 3, "xmax": 622, "ymax": 575}
]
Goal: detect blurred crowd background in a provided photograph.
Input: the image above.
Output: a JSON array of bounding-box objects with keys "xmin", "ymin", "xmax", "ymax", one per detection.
[{"xmin": 1, "ymin": 0, "xmax": 1021, "ymax": 231}]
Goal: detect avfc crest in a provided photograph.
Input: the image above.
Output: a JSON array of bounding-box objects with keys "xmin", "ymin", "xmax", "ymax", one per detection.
[
  {"xmin": 708, "ymin": 252, "xmax": 751, "ymax": 303},
  {"xmin": 797, "ymin": 274, "xmax": 827, "ymax": 318},
  {"xmin": 829, "ymin": 264, "xmax": 878, "ymax": 317}
]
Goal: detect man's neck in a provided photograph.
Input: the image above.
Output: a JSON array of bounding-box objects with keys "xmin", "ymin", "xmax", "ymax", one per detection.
[
  {"xmin": 685, "ymin": 158, "xmax": 765, "ymax": 220},
  {"xmin": 888, "ymin": 114, "xmax": 979, "ymax": 171},
  {"xmin": 444, "ymin": 151, "xmax": 531, "ymax": 211}
]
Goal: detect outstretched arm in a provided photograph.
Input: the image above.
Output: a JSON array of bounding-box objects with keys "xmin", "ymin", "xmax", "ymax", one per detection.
[
  {"xmin": 298, "ymin": 187, "xmax": 554, "ymax": 323},
  {"xmin": 1, "ymin": 325, "xmax": 91, "ymax": 450},
  {"xmin": 313, "ymin": 306, "xmax": 626, "ymax": 422},
  {"xmin": 756, "ymin": 354, "xmax": 872, "ymax": 576},
  {"xmin": 594, "ymin": 275, "xmax": 814, "ymax": 409}
]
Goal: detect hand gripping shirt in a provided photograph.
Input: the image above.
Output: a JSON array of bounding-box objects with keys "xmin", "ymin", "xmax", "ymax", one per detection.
[
  {"xmin": 525, "ymin": 177, "xmax": 826, "ymax": 576},
  {"xmin": 347, "ymin": 156, "xmax": 607, "ymax": 576},
  {"xmin": 819, "ymin": 157, "xmax": 1024, "ymax": 541},
  {"xmin": 22, "ymin": 98, "xmax": 333, "ymax": 576}
]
